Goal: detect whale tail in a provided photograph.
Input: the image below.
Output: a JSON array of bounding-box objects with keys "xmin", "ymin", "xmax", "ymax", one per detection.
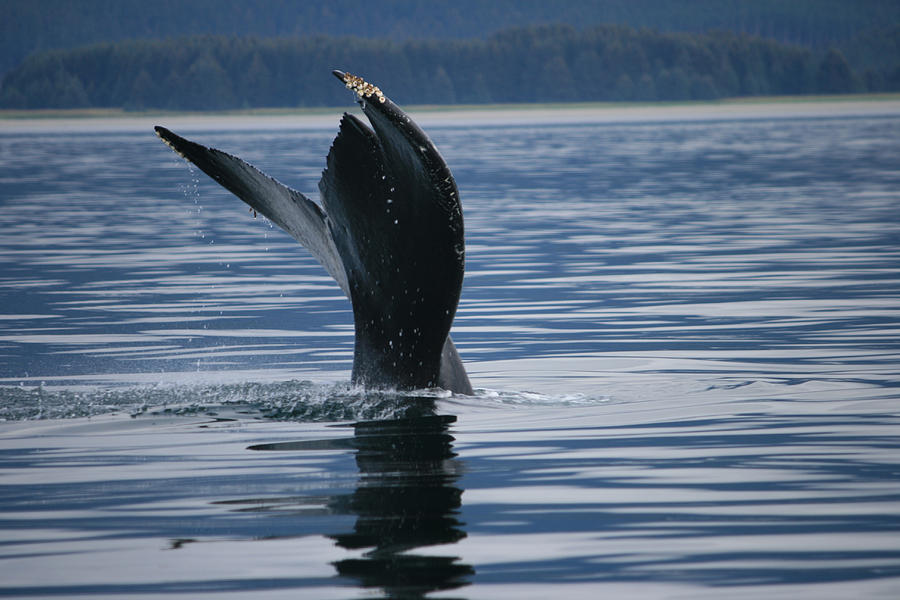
[
  {"xmin": 154, "ymin": 126, "xmax": 349, "ymax": 293},
  {"xmin": 154, "ymin": 72, "xmax": 472, "ymax": 394}
]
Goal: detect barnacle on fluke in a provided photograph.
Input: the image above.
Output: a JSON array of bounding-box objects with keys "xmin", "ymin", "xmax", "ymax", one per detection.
[{"xmin": 341, "ymin": 72, "xmax": 387, "ymax": 103}]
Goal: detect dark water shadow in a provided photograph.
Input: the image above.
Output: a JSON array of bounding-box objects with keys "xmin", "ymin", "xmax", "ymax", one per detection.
[{"xmin": 250, "ymin": 396, "xmax": 473, "ymax": 598}]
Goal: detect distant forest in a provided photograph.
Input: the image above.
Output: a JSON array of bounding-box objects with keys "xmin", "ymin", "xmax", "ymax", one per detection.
[
  {"xmin": 4, "ymin": 0, "xmax": 900, "ymax": 77},
  {"xmin": 2, "ymin": 24, "xmax": 897, "ymax": 111}
]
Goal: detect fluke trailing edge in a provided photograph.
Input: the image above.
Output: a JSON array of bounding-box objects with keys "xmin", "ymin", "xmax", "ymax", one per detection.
[{"xmin": 154, "ymin": 70, "xmax": 472, "ymax": 394}]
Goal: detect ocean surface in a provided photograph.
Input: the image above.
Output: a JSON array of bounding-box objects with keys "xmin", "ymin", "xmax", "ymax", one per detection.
[{"xmin": 1, "ymin": 101, "xmax": 900, "ymax": 598}]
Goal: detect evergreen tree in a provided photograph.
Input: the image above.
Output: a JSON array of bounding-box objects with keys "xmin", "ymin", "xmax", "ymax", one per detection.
[
  {"xmin": 539, "ymin": 54, "xmax": 577, "ymax": 102},
  {"xmin": 126, "ymin": 68, "xmax": 155, "ymax": 110},
  {"xmin": 817, "ymin": 48, "xmax": 857, "ymax": 93},
  {"xmin": 430, "ymin": 66, "xmax": 457, "ymax": 104},
  {"xmin": 613, "ymin": 73, "xmax": 635, "ymax": 100},
  {"xmin": 635, "ymin": 73, "xmax": 657, "ymax": 100}
]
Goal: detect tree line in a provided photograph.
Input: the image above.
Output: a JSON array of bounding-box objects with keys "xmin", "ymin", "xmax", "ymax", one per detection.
[
  {"xmin": 1, "ymin": 24, "xmax": 896, "ymax": 111},
  {"xmin": 5, "ymin": 0, "xmax": 899, "ymax": 77}
]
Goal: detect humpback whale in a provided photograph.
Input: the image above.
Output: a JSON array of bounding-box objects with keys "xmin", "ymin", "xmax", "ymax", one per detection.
[{"xmin": 155, "ymin": 70, "xmax": 473, "ymax": 394}]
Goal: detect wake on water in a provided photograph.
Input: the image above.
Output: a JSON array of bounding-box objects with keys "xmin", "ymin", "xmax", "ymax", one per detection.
[{"xmin": 0, "ymin": 381, "xmax": 609, "ymax": 422}]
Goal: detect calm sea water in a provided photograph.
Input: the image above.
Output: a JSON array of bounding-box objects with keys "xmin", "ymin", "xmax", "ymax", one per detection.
[{"xmin": 1, "ymin": 103, "xmax": 900, "ymax": 598}]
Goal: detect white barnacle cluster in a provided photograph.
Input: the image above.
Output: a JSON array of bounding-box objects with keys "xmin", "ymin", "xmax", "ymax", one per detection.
[
  {"xmin": 155, "ymin": 130, "xmax": 186, "ymax": 159},
  {"xmin": 342, "ymin": 72, "xmax": 387, "ymax": 103}
]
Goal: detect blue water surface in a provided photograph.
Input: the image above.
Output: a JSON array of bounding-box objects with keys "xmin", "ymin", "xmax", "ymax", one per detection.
[{"xmin": 1, "ymin": 103, "xmax": 899, "ymax": 598}]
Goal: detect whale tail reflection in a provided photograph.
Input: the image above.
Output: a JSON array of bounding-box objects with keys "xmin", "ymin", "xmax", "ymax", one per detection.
[
  {"xmin": 329, "ymin": 412, "xmax": 472, "ymax": 596},
  {"xmin": 245, "ymin": 401, "xmax": 472, "ymax": 597},
  {"xmin": 155, "ymin": 70, "xmax": 472, "ymax": 394}
]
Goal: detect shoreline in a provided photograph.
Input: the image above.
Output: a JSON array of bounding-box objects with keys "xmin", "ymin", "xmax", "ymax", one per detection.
[{"xmin": 2, "ymin": 93, "xmax": 900, "ymax": 132}]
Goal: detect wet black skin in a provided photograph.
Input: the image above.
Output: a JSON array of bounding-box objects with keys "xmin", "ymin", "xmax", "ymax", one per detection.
[{"xmin": 155, "ymin": 70, "xmax": 472, "ymax": 394}]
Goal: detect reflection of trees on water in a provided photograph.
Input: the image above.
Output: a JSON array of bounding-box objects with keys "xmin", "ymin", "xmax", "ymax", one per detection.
[{"xmin": 329, "ymin": 406, "xmax": 472, "ymax": 597}]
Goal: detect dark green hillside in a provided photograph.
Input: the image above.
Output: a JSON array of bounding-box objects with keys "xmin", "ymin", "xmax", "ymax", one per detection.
[
  {"xmin": 3, "ymin": 25, "xmax": 890, "ymax": 111},
  {"xmin": 839, "ymin": 24, "xmax": 900, "ymax": 92},
  {"xmin": 2, "ymin": 0, "xmax": 899, "ymax": 77}
]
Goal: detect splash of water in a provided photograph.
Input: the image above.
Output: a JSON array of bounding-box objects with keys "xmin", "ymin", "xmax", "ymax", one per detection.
[{"xmin": 0, "ymin": 381, "xmax": 610, "ymax": 422}]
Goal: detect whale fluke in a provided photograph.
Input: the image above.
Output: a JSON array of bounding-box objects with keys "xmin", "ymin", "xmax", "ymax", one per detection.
[
  {"xmin": 155, "ymin": 70, "xmax": 472, "ymax": 394},
  {"xmin": 153, "ymin": 126, "xmax": 350, "ymax": 293}
]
